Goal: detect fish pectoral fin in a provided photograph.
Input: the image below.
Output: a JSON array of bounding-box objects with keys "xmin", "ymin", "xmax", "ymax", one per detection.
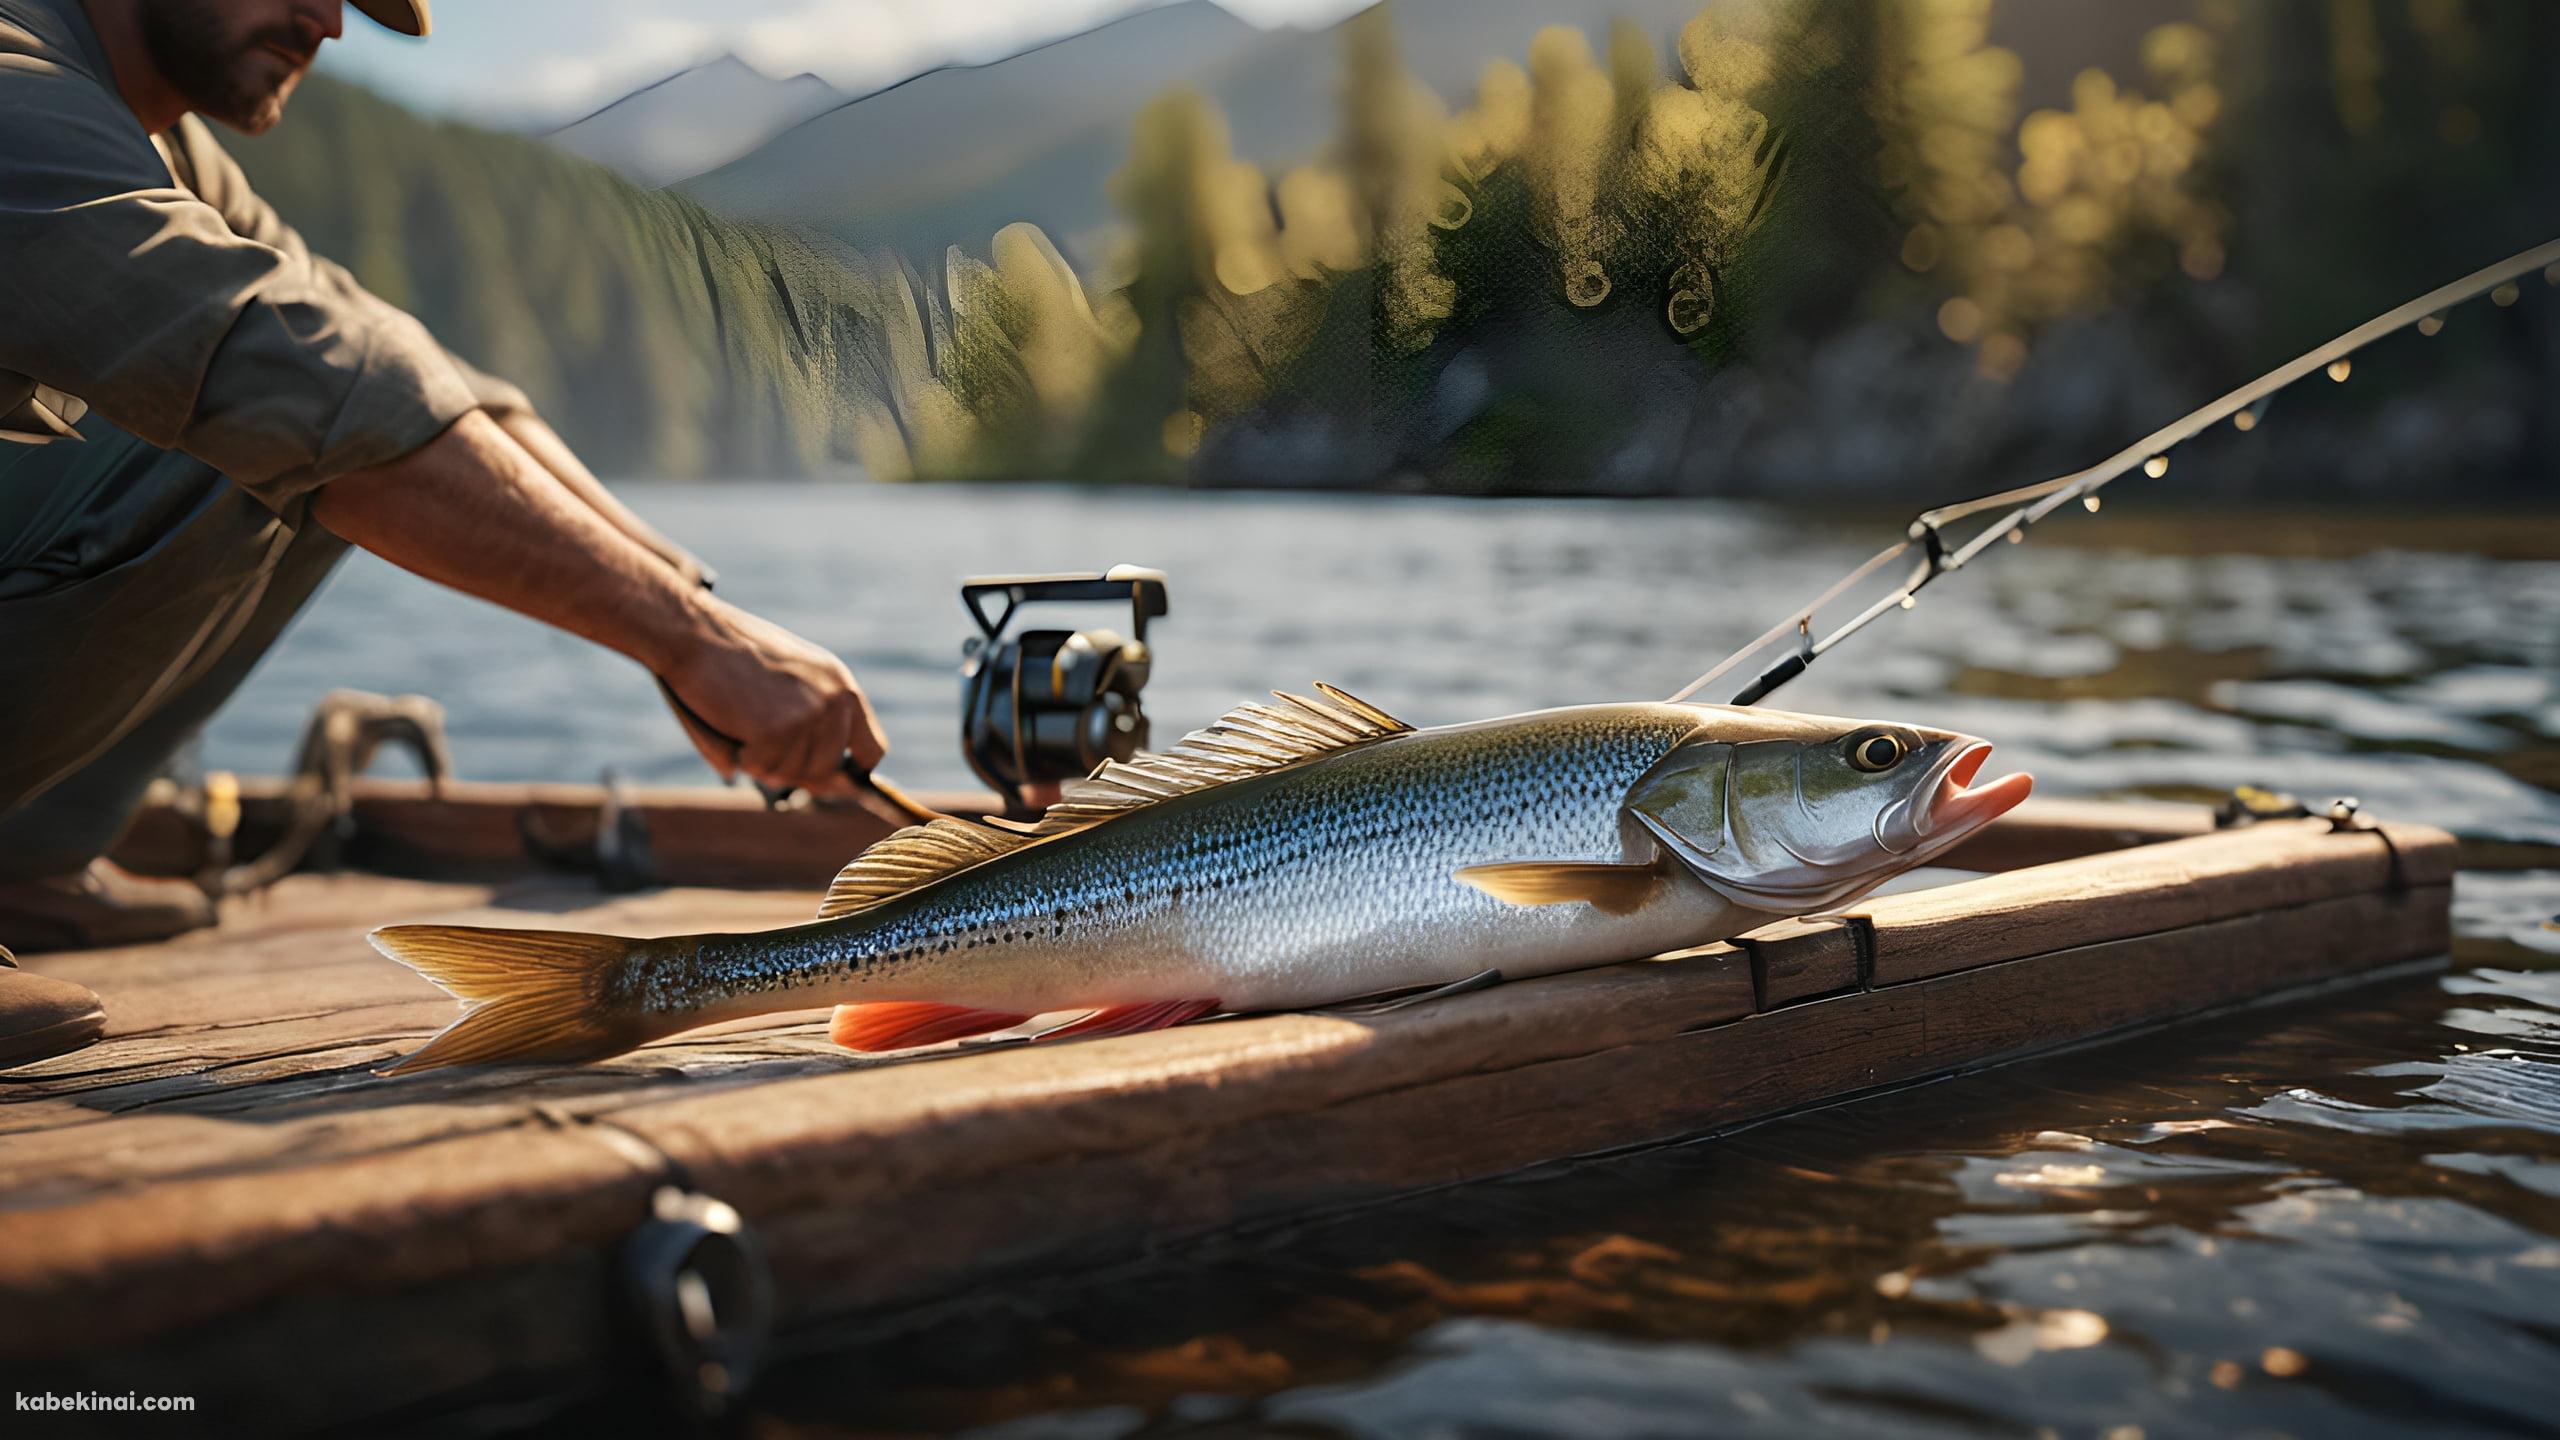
[
  {"xmin": 830, "ymin": 1001, "xmax": 1034, "ymax": 1052},
  {"xmin": 1453, "ymin": 859, "xmax": 1665, "ymax": 916},
  {"xmin": 1034, "ymin": 998, "xmax": 1221, "ymax": 1043}
]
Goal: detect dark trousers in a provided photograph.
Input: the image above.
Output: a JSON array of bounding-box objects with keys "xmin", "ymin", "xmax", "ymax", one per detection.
[{"xmin": 0, "ymin": 423, "xmax": 345, "ymax": 882}]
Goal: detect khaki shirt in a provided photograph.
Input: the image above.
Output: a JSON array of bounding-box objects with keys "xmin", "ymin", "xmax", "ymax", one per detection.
[{"xmin": 0, "ymin": 0, "xmax": 524, "ymax": 509}]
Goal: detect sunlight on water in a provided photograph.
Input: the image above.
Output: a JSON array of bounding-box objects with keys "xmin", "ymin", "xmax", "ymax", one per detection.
[{"xmin": 213, "ymin": 484, "xmax": 2560, "ymax": 1436}]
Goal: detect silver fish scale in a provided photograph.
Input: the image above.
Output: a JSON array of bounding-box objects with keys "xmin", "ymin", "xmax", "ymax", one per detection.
[{"xmin": 682, "ymin": 703, "xmax": 1721, "ymax": 1018}]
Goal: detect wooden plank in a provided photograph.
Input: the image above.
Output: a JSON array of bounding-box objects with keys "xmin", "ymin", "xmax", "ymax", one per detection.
[
  {"xmin": 1727, "ymin": 815, "xmax": 2444, "ymax": 1007},
  {"xmin": 113, "ymin": 777, "xmax": 1004, "ymax": 888},
  {"xmin": 1718, "ymin": 807, "xmax": 2367, "ymax": 1012},
  {"xmin": 0, "ymin": 875, "xmax": 830, "ymax": 1225},
  {"xmin": 604, "ymin": 948, "xmax": 1761, "ymax": 1223},
  {"xmin": 0, "ymin": 1120, "xmax": 666, "ymax": 1358},
  {"xmin": 590, "ymin": 884, "xmax": 2454, "ymax": 1328},
  {"xmin": 1932, "ymin": 797, "xmax": 2212, "ymax": 872},
  {"xmin": 1861, "ymin": 818, "xmax": 2453, "ymax": 986},
  {"xmin": 1647, "ymin": 940, "xmax": 1749, "ymax": 1004},
  {"xmin": 0, "ymin": 947, "xmax": 1758, "ymax": 1356},
  {"xmin": 1735, "ymin": 917, "xmax": 1864, "ymax": 1008},
  {"xmin": 1, "ymin": 880, "xmax": 2447, "ymax": 1427},
  {"xmin": 347, "ymin": 779, "xmax": 999, "ymax": 887},
  {"xmin": 0, "ymin": 873, "xmax": 2448, "ymax": 1358},
  {"xmin": 0, "ymin": 806, "xmax": 2457, "ymax": 1428},
  {"xmin": 5, "ymin": 878, "xmax": 818, "ymax": 1096},
  {"xmin": 0, "ymin": 1025, "xmax": 862, "ymax": 1216}
]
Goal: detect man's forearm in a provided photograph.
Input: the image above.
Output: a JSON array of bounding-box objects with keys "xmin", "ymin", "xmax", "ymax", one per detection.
[
  {"xmin": 495, "ymin": 411, "xmax": 707, "ymax": 586},
  {"xmin": 308, "ymin": 410, "xmax": 710, "ymax": 675},
  {"xmin": 308, "ymin": 408, "xmax": 886, "ymax": 789}
]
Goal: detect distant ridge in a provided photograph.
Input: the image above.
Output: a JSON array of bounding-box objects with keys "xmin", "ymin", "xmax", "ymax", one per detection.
[
  {"xmin": 545, "ymin": 54, "xmax": 843, "ymax": 187},
  {"xmin": 677, "ymin": 0, "xmax": 1720, "ymax": 265},
  {"xmin": 681, "ymin": 0, "xmax": 1266, "ymax": 252}
]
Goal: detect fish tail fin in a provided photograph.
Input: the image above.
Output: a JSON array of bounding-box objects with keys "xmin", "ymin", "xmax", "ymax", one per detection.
[{"xmin": 370, "ymin": 923, "xmax": 676, "ymax": 1074}]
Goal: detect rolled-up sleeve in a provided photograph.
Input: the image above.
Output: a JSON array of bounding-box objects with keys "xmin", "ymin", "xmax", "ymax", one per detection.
[
  {"xmin": 433, "ymin": 345, "xmax": 534, "ymax": 418},
  {"xmin": 169, "ymin": 118, "xmax": 535, "ymax": 421},
  {"xmin": 0, "ymin": 57, "xmax": 480, "ymax": 507}
]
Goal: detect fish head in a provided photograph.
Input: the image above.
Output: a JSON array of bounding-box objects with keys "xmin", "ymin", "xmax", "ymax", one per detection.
[{"xmin": 1629, "ymin": 706, "xmax": 2033, "ymax": 913}]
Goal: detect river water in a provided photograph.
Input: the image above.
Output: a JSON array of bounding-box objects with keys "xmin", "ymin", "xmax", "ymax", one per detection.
[{"xmin": 211, "ymin": 484, "xmax": 2560, "ymax": 1437}]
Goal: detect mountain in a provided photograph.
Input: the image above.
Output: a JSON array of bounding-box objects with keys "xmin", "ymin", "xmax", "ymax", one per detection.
[
  {"xmin": 546, "ymin": 54, "xmax": 842, "ymax": 187},
  {"xmin": 680, "ymin": 2, "xmax": 1265, "ymax": 260},
  {"xmin": 679, "ymin": 0, "xmax": 1715, "ymax": 267}
]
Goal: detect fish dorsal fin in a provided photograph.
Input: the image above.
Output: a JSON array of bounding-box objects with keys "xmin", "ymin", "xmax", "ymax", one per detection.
[
  {"xmin": 1028, "ymin": 683, "xmax": 1413, "ymax": 838},
  {"xmin": 816, "ymin": 817, "xmax": 1032, "ymax": 919},
  {"xmin": 813, "ymin": 685, "xmax": 1411, "ymax": 920}
]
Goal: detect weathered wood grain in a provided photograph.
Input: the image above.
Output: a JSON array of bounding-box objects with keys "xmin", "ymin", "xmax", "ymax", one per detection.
[
  {"xmin": 0, "ymin": 800, "xmax": 2458, "ymax": 1430},
  {"xmin": 0, "ymin": 875, "xmax": 2449, "ymax": 1423},
  {"xmin": 1931, "ymin": 796, "xmax": 2211, "ymax": 871},
  {"xmin": 114, "ymin": 777, "xmax": 1002, "ymax": 887},
  {"xmin": 1696, "ymin": 812, "xmax": 2415, "ymax": 1013},
  {"xmin": 585, "ymin": 882, "xmax": 2453, "ymax": 1328},
  {"xmin": 1735, "ymin": 917, "xmax": 1864, "ymax": 1008},
  {"xmin": 1860, "ymin": 817, "xmax": 2453, "ymax": 986},
  {"xmin": 339, "ymin": 779, "xmax": 975, "ymax": 887},
  {"xmin": 0, "ymin": 949, "xmax": 1761, "ymax": 1356}
]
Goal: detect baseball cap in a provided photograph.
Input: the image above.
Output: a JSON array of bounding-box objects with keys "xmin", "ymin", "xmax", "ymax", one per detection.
[{"xmin": 351, "ymin": 0, "xmax": 430, "ymax": 36}]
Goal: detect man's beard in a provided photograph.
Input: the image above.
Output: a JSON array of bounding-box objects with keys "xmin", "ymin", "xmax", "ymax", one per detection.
[{"xmin": 138, "ymin": 1, "xmax": 311, "ymax": 135}]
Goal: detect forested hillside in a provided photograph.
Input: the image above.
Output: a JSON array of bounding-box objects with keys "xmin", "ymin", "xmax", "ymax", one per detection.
[
  {"xmin": 230, "ymin": 0, "xmax": 2560, "ymax": 494},
  {"xmin": 229, "ymin": 76, "xmax": 927, "ymax": 479}
]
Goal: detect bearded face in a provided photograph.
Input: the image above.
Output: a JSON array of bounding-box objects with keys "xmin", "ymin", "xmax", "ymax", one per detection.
[{"xmin": 138, "ymin": 0, "xmax": 333, "ymax": 135}]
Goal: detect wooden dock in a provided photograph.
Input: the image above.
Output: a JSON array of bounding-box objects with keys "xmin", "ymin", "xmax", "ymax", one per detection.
[{"xmin": 0, "ymin": 789, "xmax": 2453, "ymax": 1428}]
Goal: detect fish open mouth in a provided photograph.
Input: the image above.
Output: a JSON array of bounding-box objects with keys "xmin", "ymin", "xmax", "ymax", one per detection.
[{"xmin": 1921, "ymin": 742, "xmax": 2034, "ymax": 837}]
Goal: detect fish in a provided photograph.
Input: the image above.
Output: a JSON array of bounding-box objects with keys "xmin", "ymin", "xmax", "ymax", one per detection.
[{"xmin": 368, "ymin": 686, "xmax": 2031, "ymax": 1072}]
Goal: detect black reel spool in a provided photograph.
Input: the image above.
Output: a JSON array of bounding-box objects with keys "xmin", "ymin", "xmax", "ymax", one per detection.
[{"xmin": 959, "ymin": 566, "xmax": 1169, "ymax": 815}]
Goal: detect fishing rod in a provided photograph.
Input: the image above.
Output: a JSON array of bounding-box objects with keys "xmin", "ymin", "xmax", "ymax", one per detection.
[{"xmin": 1672, "ymin": 237, "xmax": 2560, "ymax": 710}]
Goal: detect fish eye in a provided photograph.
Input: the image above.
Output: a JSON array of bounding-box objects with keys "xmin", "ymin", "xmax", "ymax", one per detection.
[{"xmin": 1848, "ymin": 732, "xmax": 1906, "ymax": 772}]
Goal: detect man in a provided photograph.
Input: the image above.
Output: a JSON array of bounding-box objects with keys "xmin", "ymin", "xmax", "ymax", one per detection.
[{"xmin": 0, "ymin": 0, "xmax": 889, "ymax": 1065}]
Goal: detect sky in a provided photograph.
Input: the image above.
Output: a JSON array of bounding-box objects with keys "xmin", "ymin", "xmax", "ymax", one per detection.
[{"xmin": 324, "ymin": 0, "xmax": 1375, "ymax": 128}]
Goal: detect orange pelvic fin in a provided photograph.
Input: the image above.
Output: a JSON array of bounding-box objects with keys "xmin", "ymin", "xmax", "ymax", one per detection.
[
  {"xmin": 829, "ymin": 1001, "xmax": 1033, "ymax": 1052},
  {"xmin": 1036, "ymin": 998, "xmax": 1220, "ymax": 1043}
]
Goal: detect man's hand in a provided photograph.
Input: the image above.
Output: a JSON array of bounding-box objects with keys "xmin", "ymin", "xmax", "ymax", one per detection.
[
  {"xmin": 490, "ymin": 411, "xmax": 880, "ymax": 789},
  {"xmin": 660, "ymin": 591, "xmax": 887, "ymax": 795}
]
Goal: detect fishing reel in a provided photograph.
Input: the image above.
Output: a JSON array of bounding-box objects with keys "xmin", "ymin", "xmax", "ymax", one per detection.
[{"xmin": 959, "ymin": 566, "xmax": 1169, "ymax": 814}]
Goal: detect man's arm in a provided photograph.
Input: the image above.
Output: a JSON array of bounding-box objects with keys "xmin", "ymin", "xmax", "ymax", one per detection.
[
  {"xmin": 163, "ymin": 126, "xmax": 722, "ymax": 599},
  {"xmin": 1, "ymin": 78, "xmax": 877, "ymax": 789},
  {"xmin": 0, "ymin": 63, "xmax": 477, "ymax": 498},
  {"xmin": 310, "ymin": 411, "xmax": 884, "ymax": 792},
  {"xmin": 495, "ymin": 411, "xmax": 712, "ymax": 589}
]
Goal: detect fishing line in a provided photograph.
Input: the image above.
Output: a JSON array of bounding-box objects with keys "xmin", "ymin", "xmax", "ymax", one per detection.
[{"xmin": 1672, "ymin": 237, "xmax": 2560, "ymax": 709}]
